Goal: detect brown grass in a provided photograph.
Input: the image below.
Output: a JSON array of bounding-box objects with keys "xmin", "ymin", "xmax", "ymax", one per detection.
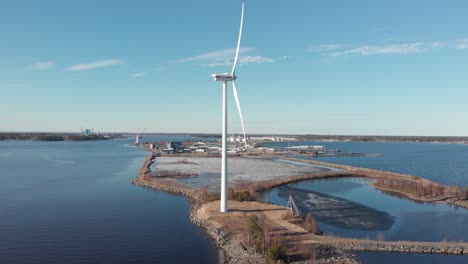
[
  {"xmin": 234, "ymin": 171, "xmax": 353, "ymax": 193},
  {"xmin": 302, "ymin": 212, "xmax": 321, "ymax": 235},
  {"xmin": 373, "ymin": 178, "xmax": 464, "ymax": 200},
  {"xmin": 197, "ymin": 201, "xmax": 315, "ymax": 259}
]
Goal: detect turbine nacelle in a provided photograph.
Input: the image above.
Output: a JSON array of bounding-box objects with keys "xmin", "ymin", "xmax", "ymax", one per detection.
[
  {"xmin": 212, "ymin": 73, "xmax": 237, "ymax": 82},
  {"xmin": 214, "ymin": 0, "xmax": 246, "ymax": 213}
]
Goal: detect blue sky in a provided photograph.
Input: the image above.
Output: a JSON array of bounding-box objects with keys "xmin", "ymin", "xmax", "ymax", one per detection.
[{"xmin": 1, "ymin": 0, "xmax": 468, "ymax": 136}]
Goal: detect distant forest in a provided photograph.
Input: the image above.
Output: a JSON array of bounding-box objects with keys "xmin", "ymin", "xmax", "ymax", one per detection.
[
  {"xmin": 2, "ymin": 132, "xmax": 466, "ymax": 143},
  {"xmin": 0, "ymin": 133, "xmax": 119, "ymax": 141},
  {"xmin": 296, "ymin": 135, "xmax": 468, "ymax": 143}
]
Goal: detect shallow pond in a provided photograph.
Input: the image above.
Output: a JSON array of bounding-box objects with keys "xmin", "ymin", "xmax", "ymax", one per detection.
[
  {"xmin": 261, "ymin": 177, "xmax": 468, "ymax": 242},
  {"xmin": 155, "ymin": 157, "xmax": 327, "ymax": 190}
]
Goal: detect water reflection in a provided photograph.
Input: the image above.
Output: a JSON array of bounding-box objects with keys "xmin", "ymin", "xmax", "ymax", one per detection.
[
  {"xmin": 262, "ymin": 177, "xmax": 468, "ymax": 242},
  {"xmin": 0, "ymin": 139, "xmax": 219, "ymax": 264},
  {"xmin": 277, "ymin": 185, "xmax": 395, "ymax": 231}
]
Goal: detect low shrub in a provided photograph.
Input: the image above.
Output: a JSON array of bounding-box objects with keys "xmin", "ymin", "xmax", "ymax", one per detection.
[
  {"xmin": 376, "ymin": 232, "xmax": 385, "ymax": 241},
  {"xmin": 198, "ymin": 189, "xmax": 220, "ymax": 204},
  {"xmin": 302, "ymin": 212, "xmax": 322, "ymax": 235},
  {"xmin": 267, "ymin": 241, "xmax": 283, "ymax": 261},
  {"xmin": 228, "ymin": 187, "xmax": 257, "ymax": 202},
  {"xmin": 373, "ymin": 178, "xmax": 454, "ymax": 198},
  {"xmin": 309, "ymin": 248, "xmax": 317, "ymax": 264},
  {"xmin": 248, "ymin": 215, "xmax": 264, "ymax": 253}
]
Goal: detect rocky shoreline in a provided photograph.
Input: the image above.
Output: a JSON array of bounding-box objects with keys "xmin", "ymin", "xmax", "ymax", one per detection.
[
  {"xmin": 133, "ymin": 154, "xmax": 467, "ymax": 263},
  {"xmin": 133, "ymin": 154, "xmax": 260, "ymax": 263},
  {"xmin": 330, "ymin": 240, "xmax": 466, "ymax": 255},
  {"xmin": 189, "ymin": 202, "xmax": 266, "ymax": 264}
]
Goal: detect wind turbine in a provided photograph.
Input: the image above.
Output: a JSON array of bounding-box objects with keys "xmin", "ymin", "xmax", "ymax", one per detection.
[
  {"xmin": 212, "ymin": 0, "xmax": 247, "ymax": 213},
  {"xmin": 136, "ymin": 128, "xmax": 145, "ymax": 145}
]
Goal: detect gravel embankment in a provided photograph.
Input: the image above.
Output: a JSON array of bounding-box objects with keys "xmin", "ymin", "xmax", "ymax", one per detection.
[{"xmin": 133, "ymin": 154, "xmax": 468, "ymax": 263}]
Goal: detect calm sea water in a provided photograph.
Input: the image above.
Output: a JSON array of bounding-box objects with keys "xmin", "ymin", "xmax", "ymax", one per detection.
[
  {"xmin": 262, "ymin": 177, "xmax": 468, "ymax": 242},
  {"xmin": 3, "ymin": 139, "xmax": 467, "ymax": 264},
  {"xmin": 0, "ymin": 138, "xmax": 219, "ymax": 264},
  {"xmin": 263, "ymin": 141, "xmax": 468, "ymax": 186},
  {"xmin": 261, "ymin": 141, "xmax": 468, "ymax": 264},
  {"xmin": 353, "ymin": 251, "xmax": 468, "ymax": 264}
]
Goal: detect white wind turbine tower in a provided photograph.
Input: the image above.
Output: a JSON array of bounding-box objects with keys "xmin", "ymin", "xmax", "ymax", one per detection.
[
  {"xmin": 135, "ymin": 128, "xmax": 141, "ymax": 145},
  {"xmin": 136, "ymin": 128, "xmax": 145, "ymax": 145},
  {"xmin": 212, "ymin": 0, "xmax": 247, "ymax": 213}
]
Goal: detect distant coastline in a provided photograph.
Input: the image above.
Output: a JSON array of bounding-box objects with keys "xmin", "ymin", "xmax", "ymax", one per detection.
[
  {"xmin": 187, "ymin": 133, "xmax": 468, "ymax": 144},
  {"xmin": 0, "ymin": 133, "xmax": 125, "ymax": 141},
  {"xmin": 2, "ymin": 131, "xmax": 467, "ymax": 144},
  {"xmin": 296, "ymin": 135, "xmax": 468, "ymax": 144}
]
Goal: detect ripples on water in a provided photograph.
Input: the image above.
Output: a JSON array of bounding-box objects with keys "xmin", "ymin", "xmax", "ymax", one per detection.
[
  {"xmin": 262, "ymin": 176, "xmax": 468, "ymax": 264},
  {"xmin": 262, "ymin": 177, "xmax": 468, "ymax": 242},
  {"xmin": 263, "ymin": 141, "xmax": 468, "ymax": 186},
  {"xmin": 3, "ymin": 139, "xmax": 467, "ymax": 264},
  {"xmin": 0, "ymin": 139, "xmax": 219, "ymax": 264}
]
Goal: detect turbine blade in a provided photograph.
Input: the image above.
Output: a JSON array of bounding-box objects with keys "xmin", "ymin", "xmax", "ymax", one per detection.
[
  {"xmin": 231, "ymin": 0, "xmax": 245, "ymax": 75},
  {"xmin": 232, "ymin": 80, "xmax": 247, "ymax": 148}
]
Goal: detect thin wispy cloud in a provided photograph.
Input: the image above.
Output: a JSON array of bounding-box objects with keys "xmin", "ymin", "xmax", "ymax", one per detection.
[
  {"xmin": 239, "ymin": 56, "xmax": 274, "ymax": 64},
  {"xmin": 181, "ymin": 48, "xmax": 274, "ymax": 67},
  {"xmin": 207, "ymin": 59, "xmax": 235, "ymax": 67},
  {"xmin": 308, "ymin": 39, "xmax": 468, "ymax": 57},
  {"xmin": 181, "ymin": 48, "xmax": 253, "ymax": 62},
  {"xmin": 28, "ymin": 61, "xmax": 55, "ymax": 70},
  {"xmin": 129, "ymin": 65, "xmax": 167, "ymax": 78},
  {"xmin": 66, "ymin": 59, "xmax": 124, "ymax": 71},
  {"xmin": 306, "ymin": 44, "xmax": 347, "ymax": 52},
  {"xmin": 206, "ymin": 55, "xmax": 275, "ymax": 67},
  {"xmin": 330, "ymin": 43, "xmax": 424, "ymax": 56},
  {"xmin": 131, "ymin": 72, "xmax": 146, "ymax": 78},
  {"xmin": 454, "ymin": 39, "xmax": 468, "ymax": 49}
]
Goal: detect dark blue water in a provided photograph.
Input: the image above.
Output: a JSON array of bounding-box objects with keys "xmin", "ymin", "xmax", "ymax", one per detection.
[
  {"xmin": 262, "ymin": 141, "xmax": 468, "ymax": 186},
  {"xmin": 262, "ymin": 177, "xmax": 468, "ymax": 242},
  {"xmin": 353, "ymin": 251, "xmax": 468, "ymax": 264},
  {"xmin": 0, "ymin": 138, "xmax": 219, "ymax": 264}
]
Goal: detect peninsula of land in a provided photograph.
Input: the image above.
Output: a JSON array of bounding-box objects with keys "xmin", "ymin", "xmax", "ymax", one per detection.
[{"xmin": 132, "ymin": 143, "xmax": 468, "ymax": 264}]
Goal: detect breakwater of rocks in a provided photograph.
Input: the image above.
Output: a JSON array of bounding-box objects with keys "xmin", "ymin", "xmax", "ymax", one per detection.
[
  {"xmin": 132, "ymin": 154, "xmax": 195, "ymax": 197},
  {"xmin": 132, "ymin": 154, "xmax": 259, "ymax": 264},
  {"xmin": 189, "ymin": 202, "xmax": 265, "ymax": 264},
  {"xmin": 327, "ymin": 239, "xmax": 467, "ymax": 255},
  {"xmin": 133, "ymin": 154, "xmax": 468, "ymax": 263}
]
